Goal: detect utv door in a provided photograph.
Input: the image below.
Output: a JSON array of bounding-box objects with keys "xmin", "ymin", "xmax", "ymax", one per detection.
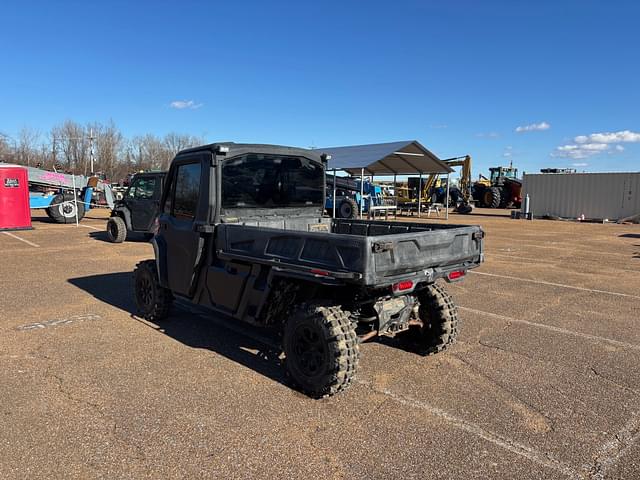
[
  {"xmin": 128, "ymin": 175, "xmax": 160, "ymax": 231},
  {"xmin": 157, "ymin": 154, "xmax": 211, "ymax": 296}
]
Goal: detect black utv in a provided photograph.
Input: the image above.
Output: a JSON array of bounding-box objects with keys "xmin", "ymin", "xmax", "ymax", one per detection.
[
  {"xmin": 106, "ymin": 172, "xmax": 166, "ymax": 243},
  {"xmin": 133, "ymin": 143, "xmax": 484, "ymax": 398}
]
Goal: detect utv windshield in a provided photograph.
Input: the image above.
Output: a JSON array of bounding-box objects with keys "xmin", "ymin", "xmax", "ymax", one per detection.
[{"xmin": 222, "ymin": 154, "xmax": 324, "ymax": 208}]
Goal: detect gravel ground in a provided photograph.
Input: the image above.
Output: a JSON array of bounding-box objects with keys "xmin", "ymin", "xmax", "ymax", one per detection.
[{"xmin": 1, "ymin": 208, "xmax": 639, "ymax": 479}]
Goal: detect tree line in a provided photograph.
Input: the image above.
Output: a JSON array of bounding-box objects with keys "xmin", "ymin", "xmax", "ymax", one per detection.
[{"xmin": 0, "ymin": 120, "xmax": 204, "ymax": 184}]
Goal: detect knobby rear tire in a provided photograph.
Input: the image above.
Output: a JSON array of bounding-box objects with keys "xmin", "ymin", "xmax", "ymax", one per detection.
[
  {"xmin": 283, "ymin": 302, "xmax": 359, "ymax": 398},
  {"xmin": 400, "ymin": 283, "xmax": 459, "ymax": 355}
]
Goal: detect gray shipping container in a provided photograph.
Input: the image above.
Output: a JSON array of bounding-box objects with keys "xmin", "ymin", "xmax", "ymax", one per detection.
[{"xmin": 522, "ymin": 172, "xmax": 640, "ymax": 220}]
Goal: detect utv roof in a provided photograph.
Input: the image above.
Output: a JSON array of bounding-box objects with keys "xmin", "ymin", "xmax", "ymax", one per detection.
[
  {"xmin": 177, "ymin": 142, "xmax": 326, "ymax": 163},
  {"xmin": 133, "ymin": 171, "xmax": 167, "ymax": 176}
]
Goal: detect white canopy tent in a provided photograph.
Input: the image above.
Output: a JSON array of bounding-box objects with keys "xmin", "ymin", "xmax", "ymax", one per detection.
[{"xmin": 319, "ymin": 140, "xmax": 454, "ymax": 219}]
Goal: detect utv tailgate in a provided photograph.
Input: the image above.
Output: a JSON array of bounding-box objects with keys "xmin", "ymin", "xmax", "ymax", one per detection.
[{"xmin": 333, "ymin": 219, "xmax": 483, "ymax": 285}]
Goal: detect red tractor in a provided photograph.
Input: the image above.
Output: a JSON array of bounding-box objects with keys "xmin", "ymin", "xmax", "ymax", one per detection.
[{"xmin": 473, "ymin": 166, "xmax": 522, "ymax": 209}]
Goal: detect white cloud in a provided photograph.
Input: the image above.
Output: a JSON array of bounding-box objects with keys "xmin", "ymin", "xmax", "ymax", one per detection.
[
  {"xmin": 553, "ymin": 129, "xmax": 636, "ymax": 159},
  {"xmin": 476, "ymin": 132, "xmax": 500, "ymax": 138},
  {"xmin": 574, "ymin": 130, "xmax": 640, "ymax": 144},
  {"xmin": 515, "ymin": 121, "xmax": 550, "ymax": 133},
  {"xmin": 552, "ymin": 143, "xmax": 609, "ymax": 159},
  {"xmin": 169, "ymin": 100, "xmax": 203, "ymax": 110},
  {"xmin": 572, "ymin": 162, "xmax": 588, "ymax": 167},
  {"xmin": 502, "ymin": 146, "xmax": 513, "ymax": 158}
]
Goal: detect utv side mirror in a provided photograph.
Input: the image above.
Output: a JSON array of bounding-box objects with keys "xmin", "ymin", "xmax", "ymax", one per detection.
[{"xmin": 320, "ymin": 153, "xmax": 331, "ymax": 165}]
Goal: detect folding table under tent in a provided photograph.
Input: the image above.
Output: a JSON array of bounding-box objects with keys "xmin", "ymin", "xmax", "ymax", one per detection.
[{"xmin": 319, "ymin": 140, "xmax": 454, "ymax": 219}]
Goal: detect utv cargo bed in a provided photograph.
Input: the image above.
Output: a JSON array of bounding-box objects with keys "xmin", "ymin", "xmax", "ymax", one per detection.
[{"xmin": 215, "ymin": 219, "xmax": 483, "ymax": 286}]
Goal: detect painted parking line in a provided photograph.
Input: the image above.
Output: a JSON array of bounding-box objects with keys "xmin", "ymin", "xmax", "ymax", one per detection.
[
  {"xmin": 488, "ymin": 241, "xmax": 632, "ymax": 258},
  {"xmin": 15, "ymin": 314, "xmax": 102, "ymax": 331},
  {"xmin": 459, "ymin": 306, "xmax": 640, "ymax": 352},
  {"xmin": 2, "ymin": 231, "xmax": 40, "ymax": 248},
  {"xmin": 487, "ymin": 252, "xmax": 557, "ymax": 265},
  {"xmin": 588, "ymin": 414, "xmax": 640, "ymax": 479},
  {"xmin": 356, "ymin": 380, "xmax": 580, "ymax": 478},
  {"xmin": 469, "ymin": 271, "xmax": 640, "ymax": 300},
  {"xmin": 79, "ymin": 224, "xmax": 102, "ymax": 231}
]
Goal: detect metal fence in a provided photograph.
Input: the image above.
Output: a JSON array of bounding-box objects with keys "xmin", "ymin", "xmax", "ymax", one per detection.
[{"xmin": 522, "ymin": 172, "xmax": 640, "ymax": 220}]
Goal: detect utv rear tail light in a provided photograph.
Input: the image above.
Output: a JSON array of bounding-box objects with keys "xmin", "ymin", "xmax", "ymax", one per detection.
[
  {"xmin": 392, "ymin": 280, "xmax": 414, "ymax": 292},
  {"xmin": 310, "ymin": 269, "xmax": 330, "ymax": 276},
  {"xmin": 448, "ymin": 270, "xmax": 465, "ymax": 280}
]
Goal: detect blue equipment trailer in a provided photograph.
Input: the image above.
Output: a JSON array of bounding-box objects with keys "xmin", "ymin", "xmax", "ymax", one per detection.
[{"xmin": 1, "ymin": 163, "xmax": 115, "ymax": 224}]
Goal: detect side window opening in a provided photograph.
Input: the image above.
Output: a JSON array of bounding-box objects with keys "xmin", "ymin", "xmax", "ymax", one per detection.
[
  {"xmin": 172, "ymin": 163, "xmax": 201, "ymax": 220},
  {"xmin": 162, "ymin": 174, "xmax": 174, "ymax": 214},
  {"xmin": 126, "ymin": 181, "xmax": 138, "ymax": 198},
  {"xmin": 133, "ymin": 177, "xmax": 156, "ymax": 200}
]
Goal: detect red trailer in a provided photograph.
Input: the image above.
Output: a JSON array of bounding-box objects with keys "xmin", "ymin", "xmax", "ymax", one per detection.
[{"xmin": 0, "ymin": 164, "xmax": 32, "ymax": 231}]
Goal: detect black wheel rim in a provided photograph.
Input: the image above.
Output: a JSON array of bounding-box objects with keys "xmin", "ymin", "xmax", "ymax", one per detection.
[
  {"xmin": 109, "ymin": 221, "xmax": 118, "ymax": 238},
  {"xmin": 291, "ymin": 324, "xmax": 328, "ymax": 377},
  {"xmin": 136, "ymin": 273, "xmax": 154, "ymax": 309}
]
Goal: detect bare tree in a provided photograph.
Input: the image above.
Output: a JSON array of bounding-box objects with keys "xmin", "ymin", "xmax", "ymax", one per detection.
[
  {"xmin": 92, "ymin": 120, "xmax": 123, "ymax": 181},
  {"xmin": 0, "ymin": 133, "xmax": 16, "ymax": 163},
  {"xmin": 162, "ymin": 132, "xmax": 204, "ymax": 169},
  {"xmin": 17, "ymin": 127, "xmax": 40, "ymax": 167},
  {"xmin": 129, "ymin": 134, "xmax": 166, "ymax": 171},
  {"xmin": 51, "ymin": 120, "xmax": 90, "ymax": 173},
  {"xmin": 3, "ymin": 119, "xmax": 207, "ymax": 182}
]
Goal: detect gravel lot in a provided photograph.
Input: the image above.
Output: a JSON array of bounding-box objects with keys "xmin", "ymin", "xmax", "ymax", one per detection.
[{"xmin": 1, "ymin": 208, "xmax": 639, "ymax": 479}]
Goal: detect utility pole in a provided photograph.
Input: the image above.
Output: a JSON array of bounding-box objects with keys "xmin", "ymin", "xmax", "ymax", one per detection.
[
  {"xmin": 52, "ymin": 136, "xmax": 57, "ymax": 170},
  {"xmin": 89, "ymin": 128, "xmax": 95, "ymax": 175},
  {"xmin": 40, "ymin": 144, "xmax": 47, "ymax": 168}
]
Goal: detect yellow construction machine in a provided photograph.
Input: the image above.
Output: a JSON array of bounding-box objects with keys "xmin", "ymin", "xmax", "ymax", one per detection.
[{"xmin": 418, "ymin": 155, "xmax": 474, "ymax": 214}]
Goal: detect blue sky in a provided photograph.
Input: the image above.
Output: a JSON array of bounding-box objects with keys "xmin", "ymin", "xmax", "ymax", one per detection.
[{"xmin": 1, "ymin": 0, "xmax": 638, "ymax": 175}]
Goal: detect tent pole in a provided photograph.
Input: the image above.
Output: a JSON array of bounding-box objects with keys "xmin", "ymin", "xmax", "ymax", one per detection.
[
  {"xmin": 371, "ymin": 173, "xmax": 375, "ymax": 220},
  {"xmin": 332, "ymin": 169, "xmax": 337, "ymax": 218},
  {"xmin": 360, "ymin": 168, "xmax": 364, "ymax": 219},
  {"xmin": 446, "ymin": 172, "xmax": 450, "ymax": 220},
  {"xmin": 418, "ymin": 173, "xmax": 422, "ymax": 218},
  {"xmin": 393, "ymin": 174, "xmax": 397, "ymax": 217}
]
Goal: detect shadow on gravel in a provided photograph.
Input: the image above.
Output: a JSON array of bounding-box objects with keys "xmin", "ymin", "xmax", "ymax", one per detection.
[
  {"xmin": 620, "ymin": 233, "xmax": 640, "ymax": 238},
  {"xmin": 399, "ymin": 211, "xmax": 511, "ymax": 220},
  {"xmin": 30, "ymin": 216, "xmax": 59, "ymax": 224},
  {"xmin": 69, "ymin": 272, "xmax": 135, "ymax": 312},
  {"xmin": 88, "ymin": 231, "xmax": 111, "ymax": 242},
  {"xmin": 68, "ymin": 272, "xmax": 288, "ymax": 391},
  {"xmin": 88, "ymin": 231, "xmax": 152, "ymax": 243}
]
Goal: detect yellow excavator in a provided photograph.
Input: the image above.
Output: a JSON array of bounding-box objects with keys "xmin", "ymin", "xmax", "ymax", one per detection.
[
  {"xmin": 419, "ymin": 155, "xmax": 474, "ymax": 214},
  {"xmin": 394, "ymin": 155, "xmax": 474, "ymax": 214}
]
